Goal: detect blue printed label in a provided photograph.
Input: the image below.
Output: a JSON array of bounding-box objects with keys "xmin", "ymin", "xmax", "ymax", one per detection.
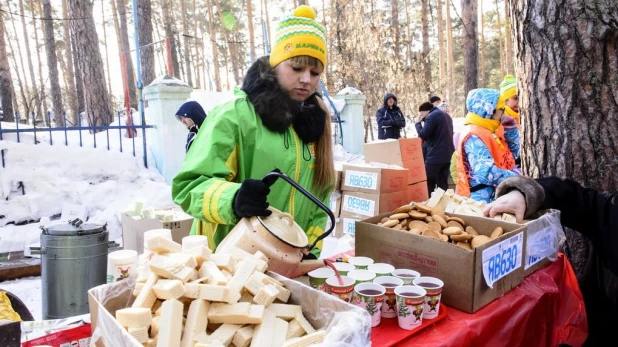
[
  {"xmin": 344, "ymin": 170, "xmax": 379, "ymax": 191},
  {"xmin": 525, "ymin": 228, "xmax": 554, "ymax": 270},
  {"xmin": 343, "ymin": 218, "xmax": 357, "ymax": 235},
  {"xmin": 342, "ymin": 195, "xmax": 376, "ymax": 217},
  {"xmin": 482, "ymin": 232, "xmax": 524, "ymax": 288}
]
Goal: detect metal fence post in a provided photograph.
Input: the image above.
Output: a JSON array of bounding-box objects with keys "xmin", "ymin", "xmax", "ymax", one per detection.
[{"xmin": 14, "ymin": 112, "xmax": 20, "ymax": 143}]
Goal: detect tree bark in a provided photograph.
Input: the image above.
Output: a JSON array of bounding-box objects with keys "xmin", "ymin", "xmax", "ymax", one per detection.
[
  {"xmin": 0, "ymin": 3, "xmax": 15, "ymax": 122},
  {"xmin": 115, "ymin": 0, "xmax": 137, "ymax": 108},
  {"xmin": 5, "ymin": 0, "xmax": 29, "ymax": 119},
  {"xmin": 68, "ymin": 0, "xmax": 113, "ymax": 128},
  {"xmin": 421, "ymin": 0, "xmax": 431, "ymax": 97},
  {"xmin": 511, "ymin": 0, "xmax": 618, "ymax": 192},
  {"xmin": 504, "ymin": 0, "xmax": 513, "ymax": 74},
  {"xmin": 192, "ymin": 0, "xmax": 202, "ymax": 88},
  {"xmin": 461, "ymin": 0, "xmax": 478, "ymax": 100},
  {"xmin": 30, "ymin": 0, "xmax": 47, "ymax": 123},
  {"xmin": 495, "ymin": 0, "xmax": 505, "ymax": 77},
  {"xmin": 101, "ymin": 0, "xmax": 113, "ymax": 100},
  {"xmin": 19, "ymin": 0, "xmax": 41, "ymax": 123},
  {"xmin": 263, "ymin": 0, "xmax": 271, "ymax": 54},
  {"xmin": 391, "ymin": 0, "xmax": 400, "ymax": 60},
  {"xmin": 246, "ymin": 0, "xmax": 256, "ymax": 61},
  {"xmin": 41, "ymin": 0, "xmax": 64, "ymax": 127},
  {"xmin": 206, "ymin": 0, "xmax": 221, "ymax": 91},
  {"xmin": 161, "ymin": 0, "xmax": 180, "ymax": 78},
  {"xmin": 180, "ymin": 0, "xmax": 193, "ymax": 85},
  {"xmin": 138, "ymin": 0, "xmax": 156, "ymax": 86},
  {"xmin": 61, "ymin": 0, "xmax": 78, "ymax": 124},
  {"xmin": 446, "ymin": 0, "xmax": 455, "ymax": 102},
  {"xmin": 437, "ymin": 0, "xmax": 445, "ymax": 96},
  {"xmin": 479, "ymin": 1, "xmax": 486, "ymax": 85}
]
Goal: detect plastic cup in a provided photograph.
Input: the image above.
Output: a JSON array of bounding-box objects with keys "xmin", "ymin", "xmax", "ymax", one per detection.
[
  {"xmin": 368, "ymin": 263, "xmax": 396, "ymax": 277},
  {"xmin": 332, "ymin": 262, "xmax": 356, "ymax": 276},
  {"xmin": 391, "ymin": 269, "xmax": 421, "ymax": 285},
  {"xmin": 308, "ymin": 267, "xmax": 335, "ymax": 292},
  {"xmin": 326, "ymin": 276, "xmax": 355, "ymax": 302},
  {"xmin": 107, "ymin": 250, "xmax": 138, "ymax": 283},
  {"xmin": 394, "ymin": 285, "xmax": 427, "ymax": 330},
  {"xmin": 347, "ymin": 269, "xmax": 377, "ymax": 285},
  {"xmin": 353, "ymin": 283, "xmax": 386, "ymax": 327},
  {"xmin": 413, "ymin": 276, "xmax": 445, "ymax": 319},
  {"xmin": 182, "ymin": 235, "xmax": 208, "ymax": 250},
  {"xmin": 373, "ymin": 276, "xmax": 405, "ymax": 318},
  {"xmin": 348, "ymin": 256, "xmax": 374, "ymax": 269}
]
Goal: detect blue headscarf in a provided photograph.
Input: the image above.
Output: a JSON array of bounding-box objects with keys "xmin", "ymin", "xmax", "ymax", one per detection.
[{"xmin": 465, "ymin": 89, "xmax": 500, "ymax": 119}]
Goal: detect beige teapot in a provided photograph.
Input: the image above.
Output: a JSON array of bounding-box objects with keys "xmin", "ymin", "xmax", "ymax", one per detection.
[{"xmin": 216, "ymin": 171, "xmax": 335, "ymax": 279}]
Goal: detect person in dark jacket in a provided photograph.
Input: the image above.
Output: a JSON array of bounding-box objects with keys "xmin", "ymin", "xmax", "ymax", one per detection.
[
  {"xmin": 484, "ymin": 176, "xmax": 618, "ymax": 346},
  {"xmin": 415, "ymin": 101, "xmax": 454, "ymax": 192},
  {"xmin": 376, "ymin": 93, "xmax": 406, "ymax": 139},
  {"xmin": 175, "ymin": 101, "xmax": 207, "ymax": 152}
]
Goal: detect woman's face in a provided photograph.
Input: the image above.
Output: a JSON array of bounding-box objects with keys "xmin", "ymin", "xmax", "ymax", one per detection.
[{"xmin": 275, "ymin": 59, "xmax": 323, "ymax": 102}]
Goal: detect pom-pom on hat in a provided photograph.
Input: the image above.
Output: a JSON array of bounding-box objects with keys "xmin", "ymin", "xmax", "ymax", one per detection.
[
  {"xmin": 269, "ymin": 5, "xmax": 327, "ymax": 68},
  {"xmin": 499, "ymin": 74, "xmax": 517, "ymax": 101}
]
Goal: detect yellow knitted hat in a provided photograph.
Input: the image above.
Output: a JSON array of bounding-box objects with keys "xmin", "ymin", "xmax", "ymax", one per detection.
[
  {"xmin": 269, "ymin": 6, "xmax": 327, "ymax": 68},
  {"xmin": 499, "ymin": 74, "xmax": 517, "ymax": 101}
]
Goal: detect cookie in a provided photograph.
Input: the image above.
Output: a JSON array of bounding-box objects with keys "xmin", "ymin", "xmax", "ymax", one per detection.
[
  {"xmin": 447, "ymin": 216, "xmax": 466, "ymax": 226},
  {"xmin": 415, "ymin": 203, "xmax": 433, "ymax": 214},
  {"xmin": 442, "ymin": 226, "xmax": 463, "ymax": 236},
  {"xmin": 383, "ymin": 219, "xmax": 399, "ymax": 228},
  {"xmin": 425, "ymin": 216, "xmax": 434, "ymax": 223},
  {"xmin": 471, "ymin": 235, "xmax": 491, "ymax": 248},
  {"xmin": 392, "ymin": 224, "xmax": 403, "ymax": 230},
  {"xmin": 490, "ymin": 227, "xmax": 504, "ymax": 239},
  {"xmin": 408, "ymin": 228, "xmax": 422, "ymax": 235},
  {"xmin": 447, "ymin": 220, "xmax": 464, "ymax": 230},
  {"xmin": 390, "ymin": 213, "xmax": 411, "ymax": 220},
  {"xmin": 409, "ymin": 210, "xmax": 428, "ymax": 220},
  {"xmin": 450, "ymin": 233, "xmax": 474, "ymax": 242},
  {"xmin": 422, "ymin": 229, "xmax": 441, "ymax": 240},
  {"xmin": 427, "ymin": 221, "xmax": 442, "ymax": 233},
  {"xmin": 465, "ymin": 226, "xmax": 479, "ymax": 236},
  {"xmin": 409, "ymin": 220, "xmax": 428, "ymax": 232},
  {"xmin": 439, "ymin": 234, "xmax": 449, "ymax": 243},
  {"xmin": 456, "ymin": 242, "xmax": 472, "ymax": 251},
  {"xmin": 393, "ymin": 204, "xmax": 413, "ymax": 214},
  {"xmin": 431, "ymin": 214, "xmax": 448, "ymax": 228},
  {"xmin": 380, "ymin": 217, "xmax": 389, "ymax": 224}
]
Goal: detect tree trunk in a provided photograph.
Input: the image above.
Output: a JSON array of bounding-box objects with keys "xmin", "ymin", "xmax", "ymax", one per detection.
[
  {"xmin": 446, "ymin": 0, "xmax": 455, "ymax": 102},
  {"xmin": 138, "ymin": 0, "xmax": 156, "ymax": 86},
  {"xmin": 207, "ymin": 0, "xmax": 221, "ymax": 91},
  {"xmin": 421, "ymin": 0, "xmax": 431, "ymax": 97},
  {"xmin": 115, "ymin": 0, "xmax": 137, "ymax": 108},
  {"xmin": 391, "ymin": 0, "xmax": 400, "ymax": 60},
  {"xmin": 71, "ymin": 32, "xmax": 85, "ymax": 119},
  {"xmin": 479, "ymin": 1, "xmax": 486, "ymax": 85},
  {"xmin": 61, "ymin": 0, "xmax": 78, "ymax": 124},
  {"xmin": 512, "ymin": 0, "xmax": 618, "ymax": 192},
  {"xmin": 437, "ymin": 0, "xmax": 445, "ymax": 96},
  {"xmin": 19, "ymin": 0, "xmax": 41, "ymax": 124},
  {"xmin": 192, "ymin": 0, "xmax": 202, "ymax": 88},
  {"xmin": 161, "ymin": 0, "xmax": 180, "ymax": 78},
  {"xmin": 504, "ymin": 0, "xmax": 513, "ymax": 74},
  {"xmin": 180, "ymin": 0, "xmax": 193, "ymax": 85},
  {"xmin": 41, "ymin": 0, "xmax": 64, "ymax": 127},
  {"xmin": 68, "ymin": 0, "xmax": 113, "ymax": 128},
  {"xmin": 246, "ymin": 0, "xmax": 256, "ymax": 61},
  {"xmin": 101, "ymin": 0, "xmax": 113, "ymax": 100},
  {"xmin": 5, "ymin": 1, "xmax": 29, "ymax": 119},
  {"xmin": 214, "ymin": 0, "xmax": 240, "ymax": 85},
  {"xmin": 461, "ymin": 0, "xmax": 478, "ymax": 101},
  {"xmin": 495, "ymin": 0, "xmax": 505, "ymax": 77},
  {"xmin": 404, "ymin": 0, "xmax": 413, "ymax": 67},
  {"xmin": 0, "ymin": 3, "xmax": 15, "ymax": 122},
  {"xmin": 263, "ymin": 0, "xmax": 271, "ymax": 54},
  {"xmin": 33, "ymin": 1, "xmax": 48, "ymax": 123}
]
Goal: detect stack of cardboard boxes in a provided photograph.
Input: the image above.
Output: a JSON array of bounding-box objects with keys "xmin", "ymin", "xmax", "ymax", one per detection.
[{"xmin": 363, "ymin": 138, "xmax": 429, "ymax": 203}]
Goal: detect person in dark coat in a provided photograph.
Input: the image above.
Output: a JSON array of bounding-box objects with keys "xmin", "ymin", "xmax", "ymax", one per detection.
[
  {"xmin": 376, "ymin": 93, "xmax": 406, "ymax": 140},
  {"xmin": 484, "ymin": 175, "xmax": 618, "ymax": 346},
  {"xmin": 415, "ymin": 101, "xmax": 454, "ymax": 192},
  {"xmin": 175, "ymin": 101, "xmax": 207, "ymax": 152}
]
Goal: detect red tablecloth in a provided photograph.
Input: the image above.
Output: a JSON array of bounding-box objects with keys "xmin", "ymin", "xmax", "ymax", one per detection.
[{"xmin": 397, "ymin": 253, "xmax": 588, "ymax": 346}]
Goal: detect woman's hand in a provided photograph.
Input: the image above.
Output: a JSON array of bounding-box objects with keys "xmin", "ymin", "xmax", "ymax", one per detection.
[
  {"xmin": 483, "ymin": 190, "xmax": 526, "ymax": 223},
  {"xmin": 233, "ymin": 170, "xmax": 281, "ymax": 218}
]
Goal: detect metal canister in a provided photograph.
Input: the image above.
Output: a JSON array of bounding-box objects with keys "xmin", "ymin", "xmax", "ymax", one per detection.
[{"xmin": 35, "ymin": 219, "xmax": 109, "ymax": 319}]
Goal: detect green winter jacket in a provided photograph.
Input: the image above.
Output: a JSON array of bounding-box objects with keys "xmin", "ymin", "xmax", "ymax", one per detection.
[{"xmin": 172, "ymin": 88, "xmax": 331, "ymax": 258}]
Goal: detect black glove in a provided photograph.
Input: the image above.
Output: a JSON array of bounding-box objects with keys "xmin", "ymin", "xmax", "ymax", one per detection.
[{"xmin": 233, "ymin": 169, "xmax": 281, "ymax": 218}]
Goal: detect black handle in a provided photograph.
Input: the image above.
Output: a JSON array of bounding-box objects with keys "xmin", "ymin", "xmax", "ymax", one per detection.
[{"xmin": 261, "ymin": 171, "xmax": 335, "ymax": 251}]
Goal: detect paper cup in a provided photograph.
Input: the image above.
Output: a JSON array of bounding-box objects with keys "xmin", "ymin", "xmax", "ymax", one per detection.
[
  {"xmin": 353, "ymin": 283, "xmax": 386, "ymax": 327},
  {"xmin": 348, "ymin": 256, "xmax": 374, "ymax": 269},
  {"xmin": 332, "ymin": 262, "xmax": 356, "ymax": 276},
  {"xmin": 182, "ymin": 235, "xmax": 209, "ymax": 250},
  {"xmin": 347, "ymin": 269, "xmax": 377, "ymax": 285},
  {"xmin": 308, "ymin": 267, "xmax": 335, "ymax": 292},
  {"xmin": 107, "ymin": 250, "xmax": 138, "ymax": 283},
  {"xmin": 368, "ymin": 263, "xmax": 396, "ymax": 277},
  {"xmin": 394, "ymin": 285, "xmax": 427, "ymax": 330},
  {"xmin": 413, "ymin": 276, "xmax": 444, "ymax": 319},
  {"xmin": 326, "ymin": 276, "xmax": 355, "ymax": 302},
  {"xmin": 373, "ymin": 276, "xmax": 404, "ymax": 318},
  {"xmin": 391, "ymin": 269, "xmax": 421, "ymax": 285}
]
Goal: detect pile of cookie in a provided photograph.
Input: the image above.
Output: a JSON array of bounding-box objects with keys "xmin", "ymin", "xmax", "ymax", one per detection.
[{"xmin": 376, "ymin": 203, "xmax": 504, "ymax": 251}]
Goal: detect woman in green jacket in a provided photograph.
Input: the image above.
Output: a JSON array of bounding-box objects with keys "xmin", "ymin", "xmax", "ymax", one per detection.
[{"xmin": 172, "ymin": 6, "xmax": 335, "ymax": 258}]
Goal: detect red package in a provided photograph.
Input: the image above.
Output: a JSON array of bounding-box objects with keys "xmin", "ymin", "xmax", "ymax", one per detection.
[{"xmin": 22, "ymin": 324, "xmax": 91, "ymax": 347}]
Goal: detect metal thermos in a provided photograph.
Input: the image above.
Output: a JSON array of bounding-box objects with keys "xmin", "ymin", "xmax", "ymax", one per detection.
[{"xmin": 33, "ymin": 219, "xmax": 110, "ymax": 319}]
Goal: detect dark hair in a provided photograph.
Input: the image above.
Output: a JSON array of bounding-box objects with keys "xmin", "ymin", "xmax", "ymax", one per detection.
[
  {"xmin": 429, "ymin": 96, "xmax": 441, "ymax": 103},
  {"xmin": 419, "ymin": 102, "xmax": 434, "ymax": 112}
]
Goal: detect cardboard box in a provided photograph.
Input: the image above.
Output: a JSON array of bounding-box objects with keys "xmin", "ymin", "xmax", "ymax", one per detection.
[
  {"xmin": 121, "ymin": 208, "xmax": 193, "ymax": 253},
  {"xmin": 335, "ymin": 213, "xmax": 365, "ymax": 237},
  {"xmin": 341, "ymin": 164, "xmax": 409, "ymax": 194},
  {"xmin": 335, "ymin": 166, "xmax": 343, "ymax": 191},
  {"xmin": 355, "ymin": 213, "xmax": 527, "ymax": 313},
  {"xmin": 88, "ymin": 273, "xmax": 370, "ymax": 347},
  {"xmin": 341, "ymin": 191, "xmax": 408, "ymax": 218},
  {"xmin": 329, "ymin": 191, "xmax": 342, "ymax": 217},
  {"xmin": 402, "ymin": 159, "xmax": 427, "ymax": 184},
  {"xmin": 364, "ymin": 138, "xmax": 424, "ymax": 165},
  {"xmin": 407, "ymin": 181, "xmax": 429, "ymax": 203}
]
